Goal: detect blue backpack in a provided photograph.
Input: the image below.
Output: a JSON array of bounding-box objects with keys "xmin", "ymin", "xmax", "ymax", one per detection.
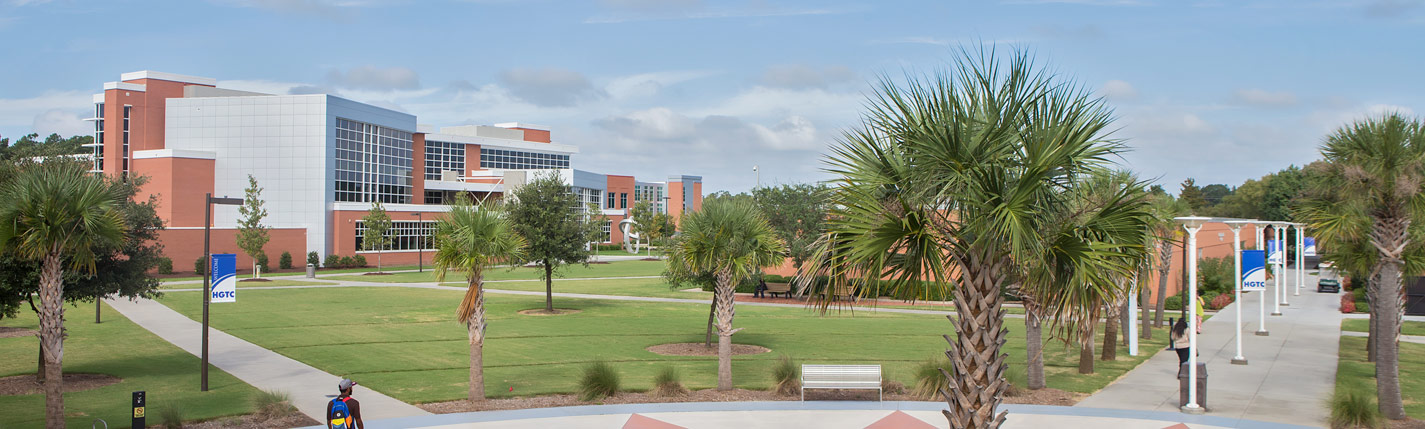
[{"xmin": 328, "ymin": 397, "xmax": 353, "ymax": 429}]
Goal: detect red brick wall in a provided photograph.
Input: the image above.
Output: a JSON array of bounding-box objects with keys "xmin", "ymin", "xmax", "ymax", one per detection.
[
  {"xmin": 157, "ymin": 228, "xmax": 307, "ymax": 272},
  {"xmin": 133, "ymin": 156, "xmax": 215, "ymax": 228}
]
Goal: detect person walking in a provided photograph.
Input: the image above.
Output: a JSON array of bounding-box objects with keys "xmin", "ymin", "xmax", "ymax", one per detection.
[
  {"xmin": 1170, "ymin": 318, "xmax": 1191, "ymax": 365},
  {"xmin": 327, "ymin": 378, "xmax": 364, "ymax": 429},
  {"xmin": 1194, "ymin": 295, "xmax": 1206, "ymax": 334}
]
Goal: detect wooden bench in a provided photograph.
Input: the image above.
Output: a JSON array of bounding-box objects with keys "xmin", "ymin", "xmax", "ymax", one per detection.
[
  {"xmin": 801, "ymin": 364, "xmax": 882, "ymax": 401},
  {"xmin": 765, "ymin": 282, "xmax": 792, "ymax": 298}
]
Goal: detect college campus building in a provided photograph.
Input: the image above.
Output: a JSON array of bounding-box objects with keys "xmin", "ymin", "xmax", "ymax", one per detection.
[{"xmin": 86, "ymin": 71, "xmax": 701, "ymax": 269}]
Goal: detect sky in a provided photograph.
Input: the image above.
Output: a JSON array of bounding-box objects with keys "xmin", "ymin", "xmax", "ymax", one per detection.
[{"xmin": 1, "ymin": 0, "xmax": 1422, "ymax": 195}]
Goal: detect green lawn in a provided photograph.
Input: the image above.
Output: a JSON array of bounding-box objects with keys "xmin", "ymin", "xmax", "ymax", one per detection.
[
  {"xmin": 156, "ymin": 286, "xmax": 1169, "ymax": 404},
  {"xmin": 0, "ymin": 303, "xmax": 262, "ymax": 428},
  {"xmin": 1341, "ymin": 319, "xmax": 1425, "ymax": 337},
  {"xmin": 160, "ymin": 264, "xmax": 425, "ymax": 283},
  {"xmin": 1335, "ymin": 335, "xmax": 1425, "ymax": 418},
  {"xmin": 159, "ymin": 279, "xmax": 328, "ymax": 290},
  {"xmin": 481, "ymin": 277, "xmax": 709, "ymax": 299},
  {"xmin": 325, "ymin": 260, "xmax": 667, "ymax": 284}
]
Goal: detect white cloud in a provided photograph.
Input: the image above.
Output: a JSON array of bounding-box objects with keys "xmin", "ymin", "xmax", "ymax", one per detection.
[
  {"xmin": 211, "ymin": 0, "xmax": 366, "ymax": 20},
  {"xmin": 692, "ymin": 85, "xmax": 864, "ymax": 122},
  {"xmin": 758, "ymin": 64, "xmax": 857, "ymax": 90},
  {"xmin": 31, "ymin": 109, "xmax": 90, "ymax": 138},
  {"xmin": 327, "ymin": 66, "xmax": 421, "ymax": 91},
  {"xmin": 868, "ymin": 36, "xmax": 953, "ymax": 46},
  {"xmin": 9, "ymin": 0, "xmax": 52, "ymax": 6},
  {"xmin": 498, "ymin": 68, "xmax": 604, "ymax": 107},
  {"xmin": 1233, "ymin": 89, "xmax": 1298, "ymax": 107},
  {"xmin": 586, "ymin": 6, "xmax": 842, "ymax": 24},
  {"xmin": 603, "ymin": 70, "xmax": 720, "ymax": 100},
  {"xmin": 1101, "ymin": 80, "xmax": 1138, "ymax": 101},
  {"xmin": 0, "ymin": 90, "xmax": 93, "ymax": 137}
]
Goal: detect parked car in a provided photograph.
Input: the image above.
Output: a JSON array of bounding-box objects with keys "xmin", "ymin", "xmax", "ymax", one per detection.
[{"xmin": 1318, "ymin": 269, "xmax": 1341, "ymax": 293}]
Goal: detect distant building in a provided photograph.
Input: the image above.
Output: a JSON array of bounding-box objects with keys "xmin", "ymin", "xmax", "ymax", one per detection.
[{"xmin": 86, "ymin": 71, "xmax": 702, "ymax": 268}]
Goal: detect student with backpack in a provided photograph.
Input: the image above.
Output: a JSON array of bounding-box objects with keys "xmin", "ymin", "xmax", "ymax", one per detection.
[{"xmin": 328, "ymin": 378, "xmax": 364, "ymax": 429}]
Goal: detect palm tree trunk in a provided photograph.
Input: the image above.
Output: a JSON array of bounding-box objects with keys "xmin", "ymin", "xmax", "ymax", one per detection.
[
  {"xmin": 1025, "ymin": 308, "xmax": 1045, "ymax": 390},
  {"xmin": 1367, "ymin": 274, "xmax": 1378, "ymax": 363},
  {"xmin": 705, "ymin": 298, "xmax": 716, "ymax": 348},
  {"xmin": 1140, "ymin": 265, "xmax": 1153, "ymax": 340},
  {"xmin": 1119, "ymin": 297, "xmax": 1130, "ymax": 346},
  {"xmin": 1373, "ymin": 260, "xmax": 1405, "ymax": 419},
  {"xmin": 38, "ymin": 250, "xmax": 66, "ymax": 429},
  {"xmin": 544, "ymin": 262, "xmax": 554, "ymax": 313},
  {"xmin": 1103, "ymin": 301, "xmax": 1120, "ymax": 361},
  {"xmin": 713, "ymin": 270, "xmax": 738, "ymax": 391},
  {"xmin": 1079, "ymin": 320, "xmax": 1096, "ymax": 374},
  {"xmin": 942, "ymin": 249, "xmax": 1008, "ymax": 429},
  {"xmin": 1155, "ymin": 240, "xmax": 1174, "ymax": 327},
  {"xmin": 463, "ymin": 274, "xmax": 488, "ymax": 402}
]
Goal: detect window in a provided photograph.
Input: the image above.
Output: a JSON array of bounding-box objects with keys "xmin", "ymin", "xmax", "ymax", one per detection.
[
  {"xmin": 355, "ymin": 220, "xmax": 437, "ymax": 251},
  {"xmin": 94, "ymin": 103, "xmax": 104, "ymax": 171},
  {"xmin": 620, "ymin": 193, "xmax": 628, "ymax": 209},
  {"xmin": 479, "ymin": 148, "xmax": 569, "ymax": 170},
  {"xmin": 606, "ymin": 191, "xmax": 615, "ymax": 210},
  {"xmin": 573, "ymin": 187, "xmax": 602, "ymax": 211},
  {"xmin": 122, "ymin": 105, "xmax": 131, "ymax": 175},
  {"xmin": 602, "ymin": 220, "xmax": 612, "ymax": 243},
  {"xmin": 635, "ymin": 184, "xmax": 666, "ymax": 213},
  {"xmin": 424, "ymin": 190, "xmax": 445, "ymax": 205},
  {"xmin": 424, "ymin": 140, "xmax": 465, "ymax": 181},
  {"xmin": 334, "ymin": 118, "xmax": 414, "ymax": 203}
]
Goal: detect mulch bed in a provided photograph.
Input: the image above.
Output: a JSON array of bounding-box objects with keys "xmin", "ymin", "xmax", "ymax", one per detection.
[
  {"xmin": 363, "ymin": 272, "xmax": 395, "ymax": 276},
  {"xmin": 182, "ymin": 412, "xmax": 319, "ymax": 429},
  {"xmin": 0, "ymin": 374, "xmax": 121, "ymax": 396},
  {"xmin": 1389, "ymin": 418, "xmax": 1425, "ymax": 429},
  {"xmin": 0, "ymin": 327, "xmax": 36, "ymax": 339},
  {"xmin": 640, "ymin": 258, "xmax": 661, "ymax": 261},
  {"xmin": 646, "ymin": 343, "xmax": 770, "ymax": 356},
  {"xmin": 517, "ymin": 309, "xmax": 583, "ymax": 316},
  {"xmin": 237, "ymin": 278, "xmax": 272, "ymax": 282},
  {"xmin": 419, "ymin": 385, "xmax": 1085, "ymax": 414}
]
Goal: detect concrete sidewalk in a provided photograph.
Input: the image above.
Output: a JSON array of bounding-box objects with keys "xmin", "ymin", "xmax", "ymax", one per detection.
[
  {"xmin": 105, "ymin": 297, "xmax": 431, "ymax": 423},
  {"xmin": 1076, "ymin": 268, "xmax": 1340, "ymax": 427}
]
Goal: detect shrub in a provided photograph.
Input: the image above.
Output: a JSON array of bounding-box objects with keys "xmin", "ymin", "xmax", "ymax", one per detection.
[
  {"xmin": 279, "ymin": 251, "xmax": 293, "ymax": 270},
  {"xmin": 252, "ymin": 389, "xmax": 298, "ymax": 420},
  {"xmin": 771, "ymin": 355, "xmax": 800, "ymax": 396},
  {"xmin": 255, "ymin": 252, "xmax": 270, "ymax": 272},
  {"xmin": 324, "ymin": 254, "xmax": 341, "ymax": 269},
  {"xmin": 1210, "ymin": 293, "xmax": 1233, "ymax": 310},
  {"xmin": 160, "ymin": 401, "xmax": 185, "ymax": 428},
  {"xmin": 882, "ymin": 379, "xmax": 907, "ymax": 395},
  {"xmin": 1329, "ymin": 389, "xmax": 1383, "ymax": 429},
  {"xmin": 1340, "ymin": 295, "xmax": 1356, "ymax": 314},
  {"xmin": 1164, "ymin": 295, "xmax": 1183, "ymax": 311},
  {"xmin": 157, "ymin": 257, "xmax": 174, "ymax": 275},
  {"xmin": 652, "ymin": 367, "xmax": 687, "ymax": 397},
  {"xmin": 352, "ymin": 254, "xmax": 367, "ymax": 267},
  {"xmin": 1201, "ymin": 293, "xmax": 1219, "ymax": 309},
  {"xmin": 308, "ymin": 251, "xmax": 321, "ymax": 267},
  {"xmin": 194, "ymin": 256, "xmax": 207, "ymax": 275},
  {"xmin": 1197, "ymin": 256, "xmax": 1236, "ymax": 296},
  {"xmin": 578, "ymin": 361, "xmax": 620, "ymax": 401},
  {"xmin": 1004, "ymin": 366, "xmax": 1026, "ymax": 397},
  {"xmin": 912, "ymin": 357, "xmax": 953, "ymax": 400}
]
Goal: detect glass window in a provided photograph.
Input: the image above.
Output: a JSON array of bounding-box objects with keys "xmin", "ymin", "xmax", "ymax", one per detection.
[
  {"xmin": 122, "ymin": 105, "xmax": 131, "ymax": 175},
  {"xmin": 424, "ymin": 140, "xmax": 465, "ymax": 181},
  {"xmin": 479, "ymin": 148, "xmax": 569, "ymax": 170},
  {"xmin": 334, "ymin": 118, "xmax": 413, "ymax": 203},
  {"xmin": 355, "ymin": 220, "xmax": 437, "ymax": 251},
  {"xmin": 620, "ymin": 193, "xmax": 627, "ymax": 209}
]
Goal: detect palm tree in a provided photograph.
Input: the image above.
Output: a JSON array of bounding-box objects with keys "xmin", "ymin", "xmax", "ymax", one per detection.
[
  {"xmin": 1302, "ymin": 113, "xmax": 1425, "ymax": 420},
  {"xmin": 664, "ymin": 200, "xmax": 786, "ymax": 390},
  {"xmin": 0, "ymin": 162, "xmax": 126, "ymax": 429},
  {"xmin": 431, "ymin": 196, "xmax": 526, "ymax": 402},
  {"xmin": 1147, "ymin": 193, "xmax": 1186, "ymax": 328},
  {"xmin": 800, "ymin": 47, "xmax": 1123, "ymax": 429}
]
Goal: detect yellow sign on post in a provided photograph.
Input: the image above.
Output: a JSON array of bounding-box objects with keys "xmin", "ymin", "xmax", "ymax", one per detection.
[{"xmin": 133, "ymin": 391, "xmax": 146, "ymax": 428}]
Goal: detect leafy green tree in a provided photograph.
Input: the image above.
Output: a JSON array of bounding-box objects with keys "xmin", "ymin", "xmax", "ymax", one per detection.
[
  {"xmin": 0, "ymin": 161, "xmax": 127, "ymax": 429},
  {"xmin": 752, "ymin": 183, "xmax": 830, "ymax": 270},
  {"xmin": 799, "ymin": 48, "xmax": 1126, "ymax": 428},
  {"xmin": 235, "ymin": 175, "xmax": 269, "ymax": 273},
  {"xmin": 362, "ymin": 201, "xmax": 393, "ymax": 271},
  {"xmin": 0, "ymin": 133, "xmax": 91, "ymax": 162},
  {"xmin": 1200, "ymin": 183, "xmax": 1232, "ymax": 207},
  {"xmin": 1210, "ymin": 177, "xmax": 1267, "ymax": 219},
  {"xmin": 507, "ymin": 173, "xmax": 597, "ymax": 312},
  {"xmin": 1179, "ymin": 178, "xmax": 1207, "ymax": 211},
  {"xmin": 1147, "ymin": 192, "xmax": 1187, "ymax": 327},
  {"xmin": 702, "ymin": 190, "xmax": 752, "ymax": 207},
  {"xmin": 665, "ymin": 200, "xmax": 786, "ymax": 390},
  {"xmin": 1299, "ymin": 113, "xmax": 1425, "ymax": 420},
  {"xmin": 432, "ymin": 196, "xmax": 526, "ymax": 401}
]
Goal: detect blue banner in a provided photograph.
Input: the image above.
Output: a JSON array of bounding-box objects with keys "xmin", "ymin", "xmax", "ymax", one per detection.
[
  {"xmin": 1304, "ymin": 237, "xmax": 1317, "ymax": 257},
  {"xmin": 1242, "ymin": 250, "xmax": 1266, "ymax": 291},
  {"xmin": 210, "ymin": 254, "xmax": 236, "ymax": 303},
  {"xmin": 1267, "ymin": 240, "xmax": 1283, "ymax": 264}
]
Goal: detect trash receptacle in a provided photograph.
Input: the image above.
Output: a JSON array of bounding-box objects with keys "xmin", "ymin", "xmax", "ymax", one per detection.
[
  {"xmin": 1178, "ymin": 362, "xmax": 1208, "ymax": 409},
  {"xmin": 306, "ymin": 263, "xmax": 316, "ymax": 278}
]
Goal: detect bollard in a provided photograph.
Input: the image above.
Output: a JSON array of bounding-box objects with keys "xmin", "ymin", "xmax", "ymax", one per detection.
[
  {"xmin": 306, "ymin": 263, "xmax": 316, "ymax": 278},
  {"xmin": 1178, "ymin": 362, "xmax": 1208, "ymax": 410}
]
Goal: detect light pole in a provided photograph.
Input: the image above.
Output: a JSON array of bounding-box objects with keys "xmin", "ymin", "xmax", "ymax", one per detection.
[
  {"xmin": 1271, "ymin": 223, "xmax": 1285, "ymax": 316},
  {"xmin": 1295, "ymin": 223, "xmax": 1304, "ymax": 296},
  {"xmin": 752, "ymin": 165, "xmax": 760, "ymax": 189},
  {"xmin": 201, "ymin": 193, "xmax": 242, "ymax": 392},
  {"xmin": 1175, "ymin": 216, "xmax": 1210, "ymax": 414},
  {"xmin": 411, "ymin": 212, "xmax": 424, "ymax": 273},
  {"xmin": 1225, "ymin": 220, "xmax": 1251, "ymax": 365},
  {"xmin": 1255, "ymin": 223, "xmax": 1269, "ymax": 335},
  {"xmin": 1281, "ymin": 222, "xmax": 1292, "ymax": 307}
]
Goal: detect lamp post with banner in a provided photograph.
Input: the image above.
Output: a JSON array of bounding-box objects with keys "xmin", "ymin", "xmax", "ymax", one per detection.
[{"xmin": 1175, "ymin": 216, "xmax": 1211, "ymax": 414}]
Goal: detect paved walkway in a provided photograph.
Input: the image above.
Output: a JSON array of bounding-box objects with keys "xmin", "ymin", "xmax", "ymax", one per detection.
[
  {"xmin": 105, "ymin": 296, "xmax": 431, "ymax": 422},
  {"xmin": 1077, "ymin": 268, "xmax": 1339, "ymax": 427},
  {"xmin": 295, "ymin": 401, "xmax": 1315, "ymax": 429}
]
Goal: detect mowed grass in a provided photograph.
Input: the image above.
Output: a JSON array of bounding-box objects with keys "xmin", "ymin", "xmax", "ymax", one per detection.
[
  {"xmin": 156, "ymin": 286, "xmax": 1170, "ymax": 404},
  {"xmin": 1341, "ymin": 319, "xmax": 1425, "ymax": 337},
  {"xmin": 159, "ymin": 264, "xmax": 426, "ymax": 282},
  {"xmin": 325, "ymin": 260, "xmax": 667, "ymax": 284},
  {"xmin": 159, "ymin": 279, "xmax": 329, "ymax": 290},
  {"xmin": 1335, "ymin": 335, "xmax": 1425, "ymax": 418},
  {"xmin": 0, "ymin": 303, "xmax": 262, "ymax": 428}
]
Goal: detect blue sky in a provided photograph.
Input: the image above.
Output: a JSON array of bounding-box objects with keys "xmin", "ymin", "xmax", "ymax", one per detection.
[{"xmin": 2, "ymin": 0, "xmax": 1422, "ymax": 194}]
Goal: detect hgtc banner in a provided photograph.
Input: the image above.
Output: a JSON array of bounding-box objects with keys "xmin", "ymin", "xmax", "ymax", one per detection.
[
  {"xmin": 1304, "ymin": 237, "xmax": 1317, "ymax": 257},
  {"xmin": 210, "ymin": 254, "xmax": 236, "ymax": 303},
  {"xmin": 1267, "ymin": 240, "xmax": 1283, "ymax": 264},
  {"xmin": 1241, "ymin": 249, "xmax": 1266, "ymax": 291}
]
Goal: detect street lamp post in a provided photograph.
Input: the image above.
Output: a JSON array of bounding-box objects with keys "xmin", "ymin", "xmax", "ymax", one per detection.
[
  {"xmin": 1175, "ymin": 216, "xmax": 1210, "ymax": 414},
  {"xmin": 411, "ymin": 212, "xmax": 424, "ymax": 273},
  {"xmin": 752, "ymin": 165, "xmax": 760, "ymax": 189},
  {"xmin": 1255, "ymin": 223, "xmax": 1269, "ymax": 336},
  {"xmin": 201, "ymin": 193, "xmax": 243, "ymax": 392},
  {"xmin": 1225, "ymin": 220, "xmax": 1251, "ymax": 365},
  {"xmin": 1271, "ymin": 223, "xmax": 1285, "ymax": 316},
  {"xmin": 1281, "ymin": 222, "xmax": 1292, "ymax": 307},
  {"xmin": 1295, "ymin": 223, "xmax": 1304, "ymax": 296}
]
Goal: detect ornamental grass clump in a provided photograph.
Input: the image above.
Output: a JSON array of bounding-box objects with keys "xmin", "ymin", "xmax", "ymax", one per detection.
[
  {"xmin": 252, "ymin": 389, "xmax": 298, "ymax": 420},
  {"xmin": 578, "ymin": 361, "xmax": 620, "ymax": 401},
  {"xmin": 653, "ymin": 367, "xmax": 688, "ymax": 397},
  {"xmin": 771, "ymin": 355, "xmax": 800, "ymax": 396},
  {"xmin": 912, "ymin": 357, "xmax": 953, "ymax": 400},
  {"xmin": 1329, "ymin": 388, "xmax": 1383, "ymax": 429}
]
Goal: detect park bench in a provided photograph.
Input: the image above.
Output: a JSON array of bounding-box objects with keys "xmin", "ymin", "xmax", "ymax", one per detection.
[
  {"xmin": 801, "ymin": 364, "xmax": 882, "ymax": 401},
  {"xmin": 765, "ymin": 282, "xmax": 792, "ymax": 298}
]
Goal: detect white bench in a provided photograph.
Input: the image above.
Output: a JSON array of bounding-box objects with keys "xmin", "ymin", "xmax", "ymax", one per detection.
[{"xmin": 801, "ymin": 364, "xmax": 882, "ymax": 401}]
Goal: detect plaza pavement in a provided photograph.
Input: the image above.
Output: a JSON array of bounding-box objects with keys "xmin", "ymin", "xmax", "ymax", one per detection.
[
  {"xmin": 1076, "ymin": 267, "xmax": 1340, "ymax": 427},
  {"xmin": 105, "ymin": 296, "xmax": 431, "ymax": 423}
]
